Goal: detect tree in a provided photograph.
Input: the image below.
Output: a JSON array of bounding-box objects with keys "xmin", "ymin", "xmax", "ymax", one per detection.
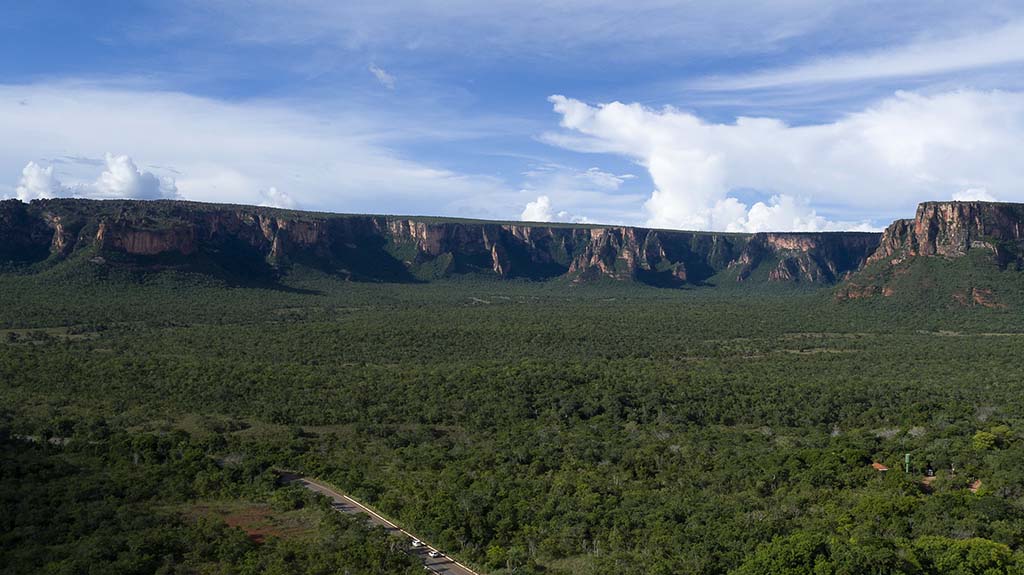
[{"xmin": 974, "ymin": 431, "xmax": 998, "ymax": 451}]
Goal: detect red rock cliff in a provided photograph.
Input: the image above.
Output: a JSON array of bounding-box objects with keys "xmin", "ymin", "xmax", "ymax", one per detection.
[
  {"xmin": 868, "ymin": 201, "xmax": 1024, "ymax": 265},
  {"xmin": 1, "ymin": 198, "xmax": 886, "ymax": 287}
]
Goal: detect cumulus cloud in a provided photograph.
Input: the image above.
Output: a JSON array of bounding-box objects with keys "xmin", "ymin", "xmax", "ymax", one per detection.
[
  {"xmin": 15, "ymin": 162, "xmax": 64, "ymax": 201},
  {"xmin": 93, "ymin": 153, "xmax": 178, "ymax": 199},
  {"xmin": 10, "ymin": 154, "xmax": 178, "ymax": 202},
  {"xmin": 546, "ymin": 90, "xmax": 1024, "ymax": 231},
  {"xmin": 953, "ymin": 188, "xmax": 997, "ymax": 202},
  {"xmin": 521, "ymin": 195, "xmax": 553, "ymax": 222},
  {"xmin": 519, "ymin": 193, "xmax": 594, "ymax": 224},
  {"xmin": 711, "ymin": 195, "xmax": 876, "ymax": 233},
  {"xmin": 369, "ymin": 64, "xmax": 396, "ymax": 89},
  {"xmin": 260, "ymin": 186, "xmax": 297, "ymax": 209},
  {"xmin": 514, "ymin": 163, "xmax": 643, "ymax": 225}
]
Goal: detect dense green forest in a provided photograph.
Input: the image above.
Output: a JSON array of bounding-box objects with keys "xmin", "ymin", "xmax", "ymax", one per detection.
[
  {"xmin": 0, "ymin": 427, "xmax": 420, "ymax": 575},
  {"xmin": 3, "ymin": 259, "xmax": 1024, "ymax": 574}
]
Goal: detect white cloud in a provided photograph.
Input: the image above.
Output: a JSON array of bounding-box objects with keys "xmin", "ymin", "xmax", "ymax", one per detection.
[
  {"xmin": 521, "ymin": 195, "xmax": 553, "ymax": 222},
  {"xmin": 546, "ymin": 90, "xmax": 1024, "ymax": 231},
  {"xmin": 260, "ymin": 186, "xmax": 297, "ymax": 209},
  {"xmin": 579, "ymin": 167, "xmax": 634, "ymax": 190},
  {"xmin": 12, "ymin": 154, "xmax": 178, "ymax": 201},
  {"xmin": 953, "ymin": 188, "xmax": 997, "ymax": 202},
  {"xmin": 0, "ymin": 83, "xmax": 512, "ymax": 217},
  {"xmin": 515, "ymin": 163, "xmax": 644, "ymax": 225},
  {"xmin": 198, "ymin": 0, "xmax": 845, "ymax": 62},
  {"xmin": 93, "ymin": 153, "xmax": 178, "ymax": 199},
  {"xmin": 698, "ymin": 20, "xmax": 1024, "ymax": 90},
  {"xmin": 519, "ymin": 193, "xmax": 594, "ymax": 224},
  {"xmin": 369, "ymin": 64, "xmax": 396, "ymax": 89},
  {"xmin": 556, "ymin": 211, "xmax": 590, "ymax": 224},
  {"xmin": 15, "ymin": 162, "xmax": 64, "ymax": 201},
  {"xmin": 711, "ymin": 195, "xmax": 877, "ymax": 233}
]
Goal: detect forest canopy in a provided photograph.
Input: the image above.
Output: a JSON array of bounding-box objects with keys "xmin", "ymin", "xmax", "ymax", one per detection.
[{"xmin": 3, "ymin": 265, "xmax": 1024, "ymax": 574}]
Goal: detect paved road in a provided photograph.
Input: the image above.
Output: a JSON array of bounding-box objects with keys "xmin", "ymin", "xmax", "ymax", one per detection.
[{"xmin": 281, "ymin": 473, "xmax": 481, "ymax": 575}]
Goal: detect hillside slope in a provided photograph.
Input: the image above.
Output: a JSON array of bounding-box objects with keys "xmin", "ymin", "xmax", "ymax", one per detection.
[{"xmin": 838, "ymin": 202, "xmax": 1024, "ymax": 308}]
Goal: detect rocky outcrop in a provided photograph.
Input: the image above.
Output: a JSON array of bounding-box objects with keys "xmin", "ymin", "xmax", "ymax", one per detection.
[
  {"xmin": 567, "ymin": 227, "xmax": 642, "ymax": 280},
  {"xmin": 839, "ymin": 201, "xmax": 1024, "ymax": 303},
  {"xmin": 868, "ymin": 202, "xmax": 1024, "ymax": 266},
  {"xmin": 0, "ymin": 198, "xmax": 891, "ymax": 287},
  {"xmin": 96, "ymin": 220, "xmax": 198, "ymax": 256},
  {"xmin": 952, "ymin": 287, "xmax": 1006, "ymax": 309},
  {"xmin": 733, "ymin": 233, "xmax": 880, "ymax": 284}
]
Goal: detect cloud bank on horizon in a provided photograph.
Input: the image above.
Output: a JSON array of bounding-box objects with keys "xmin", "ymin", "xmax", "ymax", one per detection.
[
  {"xmin": 16, "ymin": 154, "xmax": 178, "ymax": 202},
  {"xmin": 544, "ymin": 90, "xmax": 1023, "ymax": 232},
  {"xmin": 2, "ymin": 1, "xmax": 1024, "ymax": 231}
]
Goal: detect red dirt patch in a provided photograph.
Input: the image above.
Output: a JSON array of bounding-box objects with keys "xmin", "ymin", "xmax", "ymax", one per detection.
[
  {"xmin": 971, "ymin": 288, "xmax": 1006, "ymax": 309},
  {"xmin": 953, "ymin": 288, "xmax": 1007, "ymax": 309},
  {"xmin": 186, "ymin": 502, "xmax": 315, "ymax": 544},
  {"xmin": 836, "ymin": 284, "xmax": 880, "ymax": 301}
]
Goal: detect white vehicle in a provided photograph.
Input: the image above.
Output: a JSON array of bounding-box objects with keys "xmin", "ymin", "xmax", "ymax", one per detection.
[
  {"xmin": 411, "ymin": 539, "xmax": 423, "ymax": 548},
  {"xmin": 428, "ymin": 550, "xmax": 442, "ymax": 558}
]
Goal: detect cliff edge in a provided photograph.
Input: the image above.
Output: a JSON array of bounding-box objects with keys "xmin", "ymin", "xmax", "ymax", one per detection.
[{"xmin": 0, "ymin": 198, "xmax": 883, "ymax": 288}]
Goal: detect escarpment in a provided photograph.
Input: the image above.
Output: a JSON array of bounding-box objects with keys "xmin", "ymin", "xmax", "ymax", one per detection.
[
  {"xmin": 732, "ymin": 233, "xmax": 880, "ymax": 284},
  {"xmin": 868, "ymin": 202, "xmax": 1024, "ymax": 266},
  {"xmin": 17, "ymin": 198, "xmax": 1024, "ymax": 291},
  {"xmin": 0, "ymin": 198, "xmax": 883, "ymax": 286},
  {"xmin": 839, "ymin": 201, "xmax": 1024, "ymax": 303}
]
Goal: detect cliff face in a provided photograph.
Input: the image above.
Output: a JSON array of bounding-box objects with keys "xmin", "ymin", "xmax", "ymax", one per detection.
[
  {"xmin": 96, "ymin": 220, "xmax": 198, "ymax": 256},
  {"xmin": 838, "ymin": 201, "xmax": 1024, "ymax": 302},
  {"xmin": 0, "ymin": 200, "xmax": 55, "ymax": 264},
  {"xmin": 732, "ymin": 233, "xmax": 881, "ymax": 284},
  {"xmin": 0, "ymin": 198, "xmax": 884, "ymax": 287},
  {"xmin": 867, "ymin": 202, "xmax": 1024, "ymax": 266}
]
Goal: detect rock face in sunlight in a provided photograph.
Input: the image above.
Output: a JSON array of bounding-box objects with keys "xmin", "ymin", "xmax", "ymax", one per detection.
[
  {"xmin": 96, "ymin": 220, "xmax": 198, "ymax": 256},
  {"xmin": 838, "ymin": 201, "xmax": 1024, "ymax": 304},
  {"xmin": 868, "ymin": 202, "xmax": 1024, "ymax": 266},
  {"xmin": 13, "ymin": 198, "xmax": 1021, "ymax": 290},
  {"xmin": 732, "ymin": 233, "xmax": 881, "ymax": 284}
]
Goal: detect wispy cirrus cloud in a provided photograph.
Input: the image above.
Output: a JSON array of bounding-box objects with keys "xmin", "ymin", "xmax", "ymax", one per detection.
[
  {"xmin": 695, "ymin": 20, "xmax": 1024, "ymax": 90},
  {"xmin": 191, "ymin": 0, "xmax": 841, "ymax": 61},
  {"xmin": 369, "ymin": 64, "xmax": 396, "ymax": 90},
  {"xmin": 0, "ymin": 82, "xmax": 512, "ymax": 216}
]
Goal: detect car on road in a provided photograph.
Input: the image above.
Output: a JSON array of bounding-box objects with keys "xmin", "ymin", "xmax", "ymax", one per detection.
[
  {"xmin": 428, "ymin": 550, "xmax": 442, "ymax": 558},
  {"xmin": 411, "ymin": 539, "xmax": 423, "ymax": 548}
]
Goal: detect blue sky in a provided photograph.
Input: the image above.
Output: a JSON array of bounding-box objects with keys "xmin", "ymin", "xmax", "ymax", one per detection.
[{"xmin": 4, "ymin": 1, "xmax": 1024, "ymax": 231}]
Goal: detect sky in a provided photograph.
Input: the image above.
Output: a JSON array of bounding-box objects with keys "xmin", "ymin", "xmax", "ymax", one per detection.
[{"xmin": 3, "ymin": 1, "xmax": 1024, "ymax": 231}]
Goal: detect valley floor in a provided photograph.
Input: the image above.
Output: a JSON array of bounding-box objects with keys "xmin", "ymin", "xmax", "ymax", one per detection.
[{"xmin": 3, "ymin": 271, "xmax": 1024, "ymax": 574}]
